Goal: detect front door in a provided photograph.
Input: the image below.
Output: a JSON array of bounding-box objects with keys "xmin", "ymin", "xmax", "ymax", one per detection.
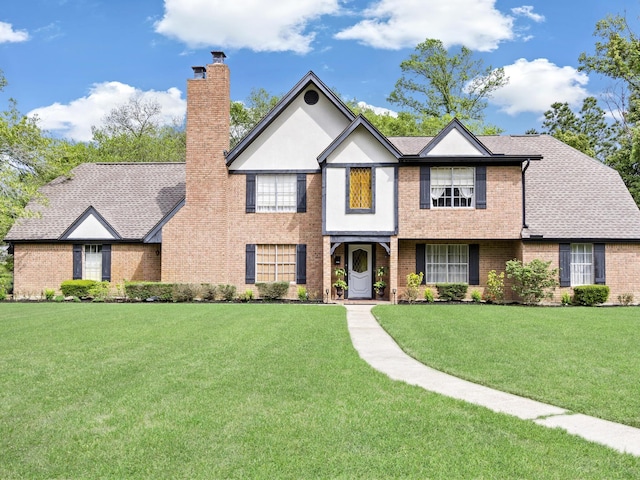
[{"xmin": 348, "ymin": 244, "xmax": 372, "ymax": 299}]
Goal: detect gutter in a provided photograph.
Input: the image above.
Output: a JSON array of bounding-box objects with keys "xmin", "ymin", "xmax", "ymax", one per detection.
[{"xmin": 522, "ymin": 159, "xmax": 530, "ymax": 229}]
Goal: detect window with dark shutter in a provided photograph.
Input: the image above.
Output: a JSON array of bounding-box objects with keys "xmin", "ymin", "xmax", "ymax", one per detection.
[
  {"xmin": 296, "ymin": 244, "xmax": 307, "ymax": 284},
  {"xmin": 245, "ymin": 244, "xmax": 256, "ymax": 284},
  {"xmin": 559, "ymin": 243, "xmax": 571, "ymax": 287}
]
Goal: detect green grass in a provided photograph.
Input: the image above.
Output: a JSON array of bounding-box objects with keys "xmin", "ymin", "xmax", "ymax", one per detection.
[
  {"xmin": 1, "ymin": 303, "xmax": 640, "ymax": 478},
  {"xmin": 374, "ymin": 304, "xmax": 640, "ymax": 428}
]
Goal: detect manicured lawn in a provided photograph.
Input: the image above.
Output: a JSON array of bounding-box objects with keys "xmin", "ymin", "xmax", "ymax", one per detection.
[
  {"xmin": 1, "ymin": 303, "xmax": 639, "ymax": 478},
  {"xmin": 374, "ymin": 304, "xmax": 640, "ymax": 428}
]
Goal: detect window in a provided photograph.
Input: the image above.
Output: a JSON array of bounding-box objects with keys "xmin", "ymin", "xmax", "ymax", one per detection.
[
  {"xmin": 256, "ymin": 174, "xmax": 297, "ymax": 212},
  {"xmin": 571, "ymin": 243, "xmax": 594, "ymax": 286},
  {"xmin": 348, "ymin": 167, "xmax": 372, "ymax": 210},
  {"xmin": 425, "ymin": 244, "xmax": 469, "ymax": 283},
  {"xmin": 256, "ymin": 244, "xmax": 297, "ymax": 282},
  {"xmin": 84, "ymin": 244, "xmax": 102, "ymax": 281},
  {"xmin": 431, "ymin": 167, "xmax": 474, "ymax": 208}
]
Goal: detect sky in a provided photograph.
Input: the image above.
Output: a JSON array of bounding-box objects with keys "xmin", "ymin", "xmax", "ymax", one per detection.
[{"xmin": 0, "ymin": 0, "xmax": 638, "ymax": 142}]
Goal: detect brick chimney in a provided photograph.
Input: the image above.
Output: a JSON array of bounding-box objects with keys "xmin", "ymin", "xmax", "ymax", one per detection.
[{"xmin": 161, "ymin": 52, "xmax": 231, "ymax": 283}]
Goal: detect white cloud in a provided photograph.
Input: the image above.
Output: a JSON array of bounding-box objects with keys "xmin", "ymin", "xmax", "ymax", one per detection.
[
  {"xmin": 490, "ymin": 58, "xmax": 589, "ymax": 115},
  {"xmin": 335, "ymin": 0, "xmax": 514, "ymax": 51},
  {"xmin": 357, "ymin": 101, "xmax": 398, "ymax": 117},
  {"xmin": 0, "ymin": 21, "xmax": 29, "ymax": 43},
  {"xmin": 511, "ymin": 6, "xmax": 545, "ymax": 23},
  {"xmin": 29, "ymin": 82, "xmax": 186, "ymax": 142},
  {"xmin": 155, "ymin": 0, "xmax": 342, "ymax": 54}
]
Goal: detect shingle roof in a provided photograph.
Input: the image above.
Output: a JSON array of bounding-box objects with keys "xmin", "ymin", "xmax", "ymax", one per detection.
[
  {"xmin": 5, "ymin": 163, "xmax": 185, "ymax": 242},
  {"xmin": 389, "ymin": 134, "xmax": 640, "ymax": 240}
]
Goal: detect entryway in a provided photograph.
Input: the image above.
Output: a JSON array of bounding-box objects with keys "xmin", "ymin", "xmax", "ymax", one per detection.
[{"xmin": 348, "ymin": 244, "xmax": 372, "ymax": 299}]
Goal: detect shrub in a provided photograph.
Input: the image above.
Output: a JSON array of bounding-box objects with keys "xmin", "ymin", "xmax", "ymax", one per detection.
[
  {"xmin": 218, "ymin": 284, "xmax": 237, "ymax": 301},
  {"xmin": 44, "ymin": 288, "xmax": 56, "ymax": 301},
  {"xmin": 61, "ymin": 280, "xmax": 98, "ymax": 298},
  {"xmin": 200, "ymin": 284, "xmax": 217, "ymax": 301},
  {"xmin": 239, "ymin": 289, "xmax": 254, "ymax": 302},
  {"xmin": 561, "ymin": 292, "xmax": 572, "ymax": 306},
  {"xmin": 124, "ymin": 282, "xmax": 175, "ymax": 302},
  {"xmin": 436, "ymin": 283, "xmax": 468, "ymax": 302},
  {"xmin": 405, "ymin": 272, "xmax": 423, "ymax": 303},
  {"xmin": 256, "ymin": 282, "xmax": 289, "ymax": 300},
  {"xmin": 471, "ymin": 289, "xmax": 482, "ymax": 303},
  {"xmin": 505, "ymin": 259, "xmax": 558, "ymax": 304},
  {"xmin": 618, "ymin": 292, "xmax": 634, "ymax": 306},
  {"xmin": 0, "ymin": 286, "xmax": 6, "ymax": 301},
  {"xmin": 88, "ymin": 281, "xmax": 110, "ymax": 301},
  {"xmin": 172, "ymin": 284, "xmax": 198, "ymax": 302},
  {"xmin": 424, "ymin": 288, "xmax": 435, "ymax": 303},
  {"xmin": 297, "ymin": 286, "xmax": 308, "ymax": 302},
  {"xmin": 54, "ymin": 295, "xmax": 65, "ymax": 303},
  {"xmin": 573, "ymin": 285, "xmax": 610, "ymax": 306},
  {"xmin": 484, "ymin": 270, "xmax": 505, "ymax": 304}
]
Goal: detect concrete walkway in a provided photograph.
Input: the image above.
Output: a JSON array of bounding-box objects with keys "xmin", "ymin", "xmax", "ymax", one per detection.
[{"xmin": 345, "ymin": 304, "xmax": 640, "ymax": 456}]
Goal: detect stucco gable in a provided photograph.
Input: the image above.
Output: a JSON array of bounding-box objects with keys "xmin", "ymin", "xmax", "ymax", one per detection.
[
  {"xmin": 420, "ymin": 118, "xmax": 492, "ymax": 157},
  {"xmin": 59, "ymin": 206, "xmax": 121, "ymax": 241}
]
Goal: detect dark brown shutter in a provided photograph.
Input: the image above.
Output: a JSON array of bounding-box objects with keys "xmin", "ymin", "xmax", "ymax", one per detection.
[
  {"xmin": 469, "ymin": 244, "xmax": 480, "ymax": 285},
  {"xmin": 245, "ymin": 244, "xmax": 256, "ymax": 284},
  {"xmin": 297, "ymin": 174, "xmax": 307, "ymax": 213},
  {"xmin": 475, "ymin": 166, "xmax": 486, "ymax": 209},
  {"xmin": 559, "ymin": 243, "xmax": 571, "ymax": 287},
  {"xmin": 296, "ymin": 244, "xmax": 307, "ymax": 284},
  {"xmin": 73, "ymin": 244, "xmax": 82, "ymax": 279},
  {"xmin": 416, "ymin": 244, "xmax": 426, "ymax": 284},
  {"xmin": 419, "ymin": 166, "xmax": 430, "ymax": 209},
  {"xmin": 101, "ymin": 244, "xmax": 111, "ymax": 282},
  {"xmin": 246, "ymin": 174, "xmax": 256, "ymax": 213},
  {"xmin": 594, "ymin": 243, "xmax": 606, "ymax": 284}
]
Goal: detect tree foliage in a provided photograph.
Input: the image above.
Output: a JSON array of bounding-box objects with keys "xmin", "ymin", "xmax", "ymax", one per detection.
[
  {"xmin": 388, "ymin": 39, "xmax": 507, "ymax": 128},
  {"xmin": 505, "ymin": 259, "xmax": 558, "ymax": 305},
  {"xmin": 230, "ymin": 88, "xmax": 280, "ymax": 148}
]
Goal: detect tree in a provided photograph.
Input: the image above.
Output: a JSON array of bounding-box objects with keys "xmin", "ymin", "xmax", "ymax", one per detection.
[
  {"xmin": 388, "ymin": 39, "xmax": 508, "ymax": 127},
  {"xmin": 505, "ymin": 259, "xmax": 558, "ymax": 304},
  {"xmin": 540, "ymin": 97, "xmax": 617, "ymax": 161},
  {"xmin": 578, "ymin": 13, "xmax": 640, "ymax": 205},
  {"xmin": 230, "ymin": 88, "xmax": 280, "ymax": 148},
  {"xmin": 89, "ymin": 96, "xmax": 185, "ymax": 163}
]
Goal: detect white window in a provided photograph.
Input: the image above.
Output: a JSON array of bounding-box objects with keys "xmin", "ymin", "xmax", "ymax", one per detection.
[
  {"xmin": 256, "ymin": 244, "xmax": 296, "ymax": 282},
  {"xmin": 425, "ymin": 244, "xmax": 469, "ymax": 283},
  {"xmin": 256, "ymin": 174, "xmax": 296, "ymax": 212},
  {"xmin": 431, "ymin": 167, "xmax": 474, "ymax": 208},
  {"xmin": 571, "ymin": 243, "xmax": 593, "ymax": 286},
  {"xmin": 84, "ymin": 245, "xmax": 102, "ymax": 281}
]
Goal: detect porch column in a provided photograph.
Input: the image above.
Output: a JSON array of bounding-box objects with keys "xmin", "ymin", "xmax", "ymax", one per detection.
[
  {"xmin": 323, "ymin": 236, "xmax": 332, "ymax": 303},
  {"xmin": 389, "ymin": 236, "xmax": 398, "ymax": 304}
]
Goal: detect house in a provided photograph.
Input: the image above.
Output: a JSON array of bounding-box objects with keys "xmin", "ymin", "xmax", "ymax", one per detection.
[{"xmin": 6, "ymin": 52, "xmax": 640, "ymax": 303}]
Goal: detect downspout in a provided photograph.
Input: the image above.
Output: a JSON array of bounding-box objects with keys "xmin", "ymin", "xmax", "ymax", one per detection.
[{"xmin": 522, "ymin": 159, "xmax": 530, "ymax": 229}]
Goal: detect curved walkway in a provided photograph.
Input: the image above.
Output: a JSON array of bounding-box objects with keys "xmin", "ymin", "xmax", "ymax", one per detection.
[{"xmin": 345, "ymin": 304, "xmax": 640, "ymax": 457}]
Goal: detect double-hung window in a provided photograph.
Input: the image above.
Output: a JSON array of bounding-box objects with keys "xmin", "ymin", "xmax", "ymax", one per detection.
[
  {"xmin": 84, "ymin": 245, "xmax": 102, "ymax": 281},
  {"xmin": 256, "ymin": 244, "xmax": 297, "ymax": 282},
  {"xmin": 431, "ymin": 167, "xmax": 475, "ymax": 208},
  {"xmin": 425, "ymin": 244, "xmax": 469, "ymax": 283},
  {"xmin": 256, "ymin": 174, "xmax": 297, "ymax": 212},
  {"xmin": 571, "ymin": 243, "xmax": 594, "ymax": 286}
]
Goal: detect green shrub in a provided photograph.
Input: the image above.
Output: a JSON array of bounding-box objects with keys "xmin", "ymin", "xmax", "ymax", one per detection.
[
  {"xmin": 88, "ymin": 281, "xmax": 110, "ymax": 301},
  {"xmin": 573, "ymin": 285, "xmax": 610, "ymax": 306},
  {"xmin": 505, "ymin": 259, "xmax": 558, "ymax": 304},
  {"xmin": 200, "ymin": 284, "xmax": 217, "ymax": 301},
  {"xmin": 172, "ymin": 284, "xmax": 198, "ymax": 302},
  {"xmin": 405, "ymin": 272, "xmax": 423, "ymax": 303},
  {"xmin": 561, "ymin": 292, "xmax": 572, "ymax": 306},
  {"xmin": 618, "ymin": 292, "xmax": 634, "ymax": 306},
  {"xmin": 54, "ymin": 295, "xmax": 65, "ymax": 303},
  {"xmin": 239, "ymin": 289, "xmax": 254, "ymax": 302},
  {"xmin": 60, "ymin": 280, "xmax": 97, "ymax": 298},
  {"xmin": 297, "ymin": 286, "xmax": 308, "ymax": 302},
  {"xmin": 423, "ymin": 288, "xmax": 435, "ymax": 303},
  {"xmin": 124, "ymin": 282, "xmax": 175, "ymax": 301},
  {"xmin": 471, "ymin": 289, "xmax": 482, "ymax": 303},
  {"xmin": 0, "ymin": 286, "xmax": 6, "ymax": 301},
  {"xmin": 44, "ymin": 288, "xmax": 56, "ymax": 301},
  {"xmin": 256, "ymin": 282, "xmax": 290, "ymax": 300},
  {"xmin": 436, "ymin": 283, "xmax": 468, "ymax": 301},
  {"xmin": 484, "ymin": 270, "xmax": 505, "ymax": 303},
  {"xmin": 218, "ymin": 284, "xmax": 237, "ymax": 301}
]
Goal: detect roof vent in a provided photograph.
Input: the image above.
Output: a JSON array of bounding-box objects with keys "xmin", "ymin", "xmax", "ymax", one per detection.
[
  {"xmin": 211, "ymin": 51, "xmax": 226, "ymax": 64},
  {"xmin": 192, "ymin": 66, "xmax": 207, "ymax": 79}
]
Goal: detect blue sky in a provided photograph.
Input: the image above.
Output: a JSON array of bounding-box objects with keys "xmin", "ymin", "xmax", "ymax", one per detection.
[{"xmin": 0, "ymin": 0, "xmax": 637, "ymax": 141}]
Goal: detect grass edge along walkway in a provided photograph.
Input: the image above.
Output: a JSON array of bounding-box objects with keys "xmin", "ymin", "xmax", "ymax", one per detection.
[{"xmin": 348, "ymin": 304, "xmax": 640, "ymax": 457}]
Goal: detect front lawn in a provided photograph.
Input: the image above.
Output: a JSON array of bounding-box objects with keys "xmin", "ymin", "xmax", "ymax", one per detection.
[
  {"xmin": 1, "ymin": 303, "xmax": 639, "ymax": 478},
  {"xmin": 374, "ymin": 304, "xmax": 640, "ymax": 428}
]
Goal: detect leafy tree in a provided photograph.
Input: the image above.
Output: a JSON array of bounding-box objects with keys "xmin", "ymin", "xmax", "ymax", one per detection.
[
  {"xmin": 230, "ymin": 88, "xmax": 280, "ymax": 148},
  {"xmin": 388, "ymin": 38, "xmax": 508, "ymax": 128},
  {"xmin": 89, "ymin": 96, "xmax": 185, "ymax": 163},
  {"xmin": 505, "ymin": 259, "xmax": 558, "ymax": 304},
  {"xmin": 540, "ymin": 97, "xmax": 617, "ymax": 161}
]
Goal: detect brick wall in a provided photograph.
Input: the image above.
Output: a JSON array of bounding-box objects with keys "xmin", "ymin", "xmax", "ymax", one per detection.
[
  {"xmin": 398, "ymin": 165, "xmax": 523, "ymax": 239},
  {"xmin": 12, "ymin": 244, "xmax": 72, "ymax": 298},
  {"xmin": 111, "ymin": 244, "xmax": 161, "ymax": 283}
]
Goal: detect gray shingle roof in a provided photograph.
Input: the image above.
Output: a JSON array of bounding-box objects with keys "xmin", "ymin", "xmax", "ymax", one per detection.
[
  {"xmin": 5, "ymin": 163, "xmax": 185, "ymax": 242},
  {"xmin": 389, "ymin": 134, "xmax": 640, "ymax": 240}
]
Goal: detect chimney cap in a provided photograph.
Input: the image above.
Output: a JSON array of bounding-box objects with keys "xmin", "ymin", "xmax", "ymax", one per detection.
[
  {"xmin": 192, "ymin": 66, "xmax": 207, "ymax": 79},
  {"xmin": 211, "ymin": 51, "xmax": 226, "ymax": 63}
]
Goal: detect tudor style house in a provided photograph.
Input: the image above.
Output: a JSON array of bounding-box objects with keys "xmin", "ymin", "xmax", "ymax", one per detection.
[{"xmin": 6, "ymin": 52, "xmax": 640, "ymax": 303}]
